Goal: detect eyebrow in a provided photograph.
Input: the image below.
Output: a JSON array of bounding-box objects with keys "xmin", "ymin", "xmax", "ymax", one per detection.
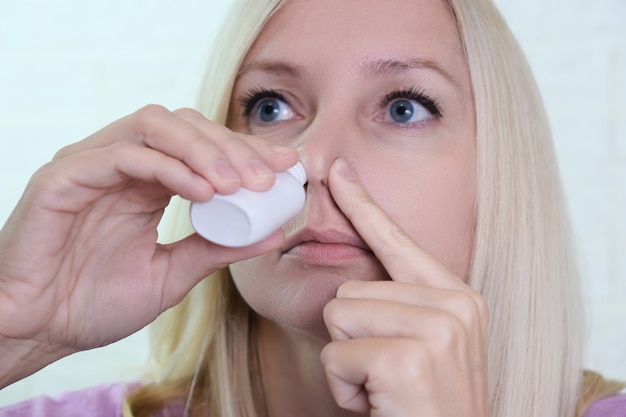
[
  {"xmin": 236, "ymin": 57, "xmax": 460, "ymax": 87},
  {"xmin": 362, "ymin": 57, "xmax": 460, "ymax": 87},
  {"xmin": 237, "ymin": 61, "xmax": 305, "ymax": 78}
]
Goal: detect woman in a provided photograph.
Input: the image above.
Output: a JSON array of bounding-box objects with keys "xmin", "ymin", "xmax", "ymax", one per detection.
[{"xmin": 0, "ymin": 0, "xmax": 623, "ymax": 416}]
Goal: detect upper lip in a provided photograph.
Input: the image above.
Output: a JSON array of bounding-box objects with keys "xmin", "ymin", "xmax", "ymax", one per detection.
[{"xmin": 283, "ymin": 227, "xmax": 372, "ymax": 253}]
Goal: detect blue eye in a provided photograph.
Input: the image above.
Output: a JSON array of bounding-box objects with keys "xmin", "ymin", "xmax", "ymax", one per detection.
[
  {"xmin": 390, "ymin": 100, "xmax": 416, "ymax": 123},
  {"xmin": 387, "ymin": 98, "xmax": 431, "ymax": 124},
  {"xmin": 255, "ymin": 98, "xmax": 293, "ymax": 123},
  {"xmin": 379, "ymin": 87, "xmax": 443, "ymax": 127},
  {"xmin": 240, "ymin": 88, "xmax": 296, "ymax": 124}
]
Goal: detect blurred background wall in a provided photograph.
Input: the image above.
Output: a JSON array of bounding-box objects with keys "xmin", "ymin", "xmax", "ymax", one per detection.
[{"xmin": 0, "ymin": 0, "xmax": 624, "ymax": 406}]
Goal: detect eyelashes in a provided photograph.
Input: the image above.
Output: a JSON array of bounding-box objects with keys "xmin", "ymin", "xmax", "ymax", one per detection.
[
  {"xmin": 238, "ymin": 87, "xmax": 288, "ymax": 118},
  {"xmin": 237, "ymin": 85, "xmax": 443, "ymax": 123},
  {"xmin": 380, "ymin": 86, "xmax": 443, "ymax": 119}
]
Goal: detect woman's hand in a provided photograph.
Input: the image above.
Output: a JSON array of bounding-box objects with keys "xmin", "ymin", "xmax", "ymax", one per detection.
[
  {"xmin": 0, "ymin": 105, "xmax": 299, "ymax": 387},
  {"xmin": 320, "ymin": 158, "xmax": 489, "ymax": 417}
]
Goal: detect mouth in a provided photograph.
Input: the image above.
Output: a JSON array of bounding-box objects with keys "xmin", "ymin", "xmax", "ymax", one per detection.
[{"xmin": 283, "ymin": 228, "xmax": 374, "ymax": 266}]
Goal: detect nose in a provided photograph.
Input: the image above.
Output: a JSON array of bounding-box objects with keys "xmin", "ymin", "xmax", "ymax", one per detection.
[
  {"xmin": 296, "ymin": 114, "xmax": 363, "ymax": 192},
  {"xmin": 288, "ymin": 113, "xmax": 361, "ymax": 229},
  {"xmin": 278, "ymin": 94, "xmax": 374, "ymax": 236}
]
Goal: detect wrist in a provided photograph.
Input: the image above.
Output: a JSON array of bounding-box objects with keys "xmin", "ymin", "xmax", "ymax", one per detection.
[{"xmin": 0, "ymin": 334, "xmax": 72, "ymax": 389}]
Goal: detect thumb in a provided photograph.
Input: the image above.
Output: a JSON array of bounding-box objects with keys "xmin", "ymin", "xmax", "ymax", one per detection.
[{"xmin": 156, "ymin": 230, "xmax": 284, "ymax": 308}]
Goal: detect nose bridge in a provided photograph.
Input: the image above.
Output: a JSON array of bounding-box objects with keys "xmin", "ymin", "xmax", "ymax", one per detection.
[{"xmin": 297, "ymin": 110, "xmax": 360, "ymax": 186}]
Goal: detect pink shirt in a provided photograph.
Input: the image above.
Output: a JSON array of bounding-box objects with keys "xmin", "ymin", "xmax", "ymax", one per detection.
[
  {"xmin": 0, "ymin": 383, "xmax": 133, "ymax": 417},
  {"xmin": 583, "ymin": 392, "xmax": 626, "ymax": 417},
  {"xmin": 1, "ymin": 384, "xmax": 624, "ymax": 416}
]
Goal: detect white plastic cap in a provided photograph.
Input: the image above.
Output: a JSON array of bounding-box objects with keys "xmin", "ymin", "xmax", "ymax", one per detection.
[
  {"xmin": 189, "ymin": 161, "xmax": 307, "ymax": 247},
  {"xmin": 286, "ymin": 161, "xmax": 307, "ymax": 185}
]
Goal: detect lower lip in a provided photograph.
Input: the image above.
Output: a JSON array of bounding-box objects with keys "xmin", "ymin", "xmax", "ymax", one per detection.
[{"xmin": 285, "ymin": 242, "xmax": 371, "ymax": 265}]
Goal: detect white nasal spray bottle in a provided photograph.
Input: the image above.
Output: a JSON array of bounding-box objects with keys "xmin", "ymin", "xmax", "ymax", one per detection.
[{"xmin": 189, "ymin": 161, "xmax": 307, "ymax": 247}]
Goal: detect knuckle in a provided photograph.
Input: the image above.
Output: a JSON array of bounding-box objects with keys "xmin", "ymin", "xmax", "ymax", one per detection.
[
  {"xmin": 138, "ymin": 103, "xmax": 169, "ymax": 118},
  {"xmin": 53, "ymin": 143, "xmax": 74, "ymax": 160},
  {"xmin": 428, "ymin": 311, "xmax": 465, "ymax": 351},
  {"xmin": 461, "ymin": 290, "xmax": 490, "ymax": 330},
  {"xmin": 30, "ymin": 161, "xmax": 58, "ymax": 186},
  {"xmin": 449, "ymin": 290, "xmax": 480, "ymax": 321},
  {"xmin": 106, "ymin": 140, "xmax": 132, "ymax": 157},
  {"xmin": 378, "ymin": 340, "xmax": 429, "ymax": 383},
  {"xmin": 29, "ymin": 160, "xmax": 82, "ymax": 202},
  {"xmin": 132, "ymin": 104, "xmax": 169, "ymax": 132},
  {"xmin": 376, "ymin": 222, "xmax": 415, "ymax": 262},
  {"xmin": 238, "ymin": 132, "xmax": 262, "ymax": 146},
  {"xmin": 173, "ymin": 107, "xmax": 200, "ymax": 118},
  {"xmin": 215, "ymin": 133, "xmax": 247, "ymax": 155},
  {"xmin": 444, "ymin": 289, "xmax": 489, "ymax": 335},
  {"xmin": 354, "ymin": 189, "xmax": 375, "ymax": 208},
  {"xmin": 388, "ymin": 222, "xmax": 415, "ymax": 248}
]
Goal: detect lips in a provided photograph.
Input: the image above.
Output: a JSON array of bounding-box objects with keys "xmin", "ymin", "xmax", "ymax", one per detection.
[{"xmin": 283, "ymin": 228, "xmax": 373, "ymax": 265}]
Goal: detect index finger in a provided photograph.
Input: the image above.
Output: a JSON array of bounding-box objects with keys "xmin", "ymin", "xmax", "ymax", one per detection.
[{"xmin": 328, "ymin": 158, "xmax": 463, "ymax": 289}]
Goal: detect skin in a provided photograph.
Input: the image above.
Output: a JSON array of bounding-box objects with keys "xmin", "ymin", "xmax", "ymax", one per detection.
[
  {"xmin": 0, "ymin": 108, "xmax": 299, "ymax": 387},
  {"xmin": 0, "ymin": 0, "xmax": 489, "ymax": 415},
  {"xmin": 227, "ymin": 0, "xmax": 489, "ymax": 416}
]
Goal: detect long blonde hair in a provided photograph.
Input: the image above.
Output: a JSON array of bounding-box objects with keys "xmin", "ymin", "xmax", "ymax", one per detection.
[
  {"xmin": 128, "ymin": 0, "xmax": 587, "ymax": 416},
  {"xmin": 449, "ymin": 0, "xmax": 584, "ymax": 415}
]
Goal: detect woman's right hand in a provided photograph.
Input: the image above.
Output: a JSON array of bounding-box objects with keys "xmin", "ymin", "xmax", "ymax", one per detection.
[{"xmin": 0, "ymin": 105, "xmax": 299, "ymax": 387}]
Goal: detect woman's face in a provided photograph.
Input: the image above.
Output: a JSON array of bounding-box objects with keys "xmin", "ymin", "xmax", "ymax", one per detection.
[{"xmin": 228, "ymin": 0, "xmax": 476, "ymax": 339}]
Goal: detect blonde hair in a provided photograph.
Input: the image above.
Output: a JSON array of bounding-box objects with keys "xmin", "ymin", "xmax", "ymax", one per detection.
[
  {"xmin": 448, "ymin": 0, "xmax": 585, "ymax": 416},
  {"xmin": 128, "ymin": 0, "xmax": 590, "ymax": 416},
  {"xmin": 127, "ymin": 2, "xmax": 286, "ymax": 416}
]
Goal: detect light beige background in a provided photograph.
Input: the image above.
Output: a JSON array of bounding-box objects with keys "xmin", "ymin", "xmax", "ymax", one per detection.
[{"xmin": 0, "ymin": 0, "xmax": 624, "ymax": 406}]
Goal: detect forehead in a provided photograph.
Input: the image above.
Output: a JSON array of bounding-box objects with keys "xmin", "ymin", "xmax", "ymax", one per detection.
[{"xmin": 243, "ymin": 0, "xmax": 466, "ymax": 78}]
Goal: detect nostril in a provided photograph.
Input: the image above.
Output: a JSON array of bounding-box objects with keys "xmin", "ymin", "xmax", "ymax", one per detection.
[{"xmin": 296, "ymin": 154, "xmax": 333, "ymax": 189}]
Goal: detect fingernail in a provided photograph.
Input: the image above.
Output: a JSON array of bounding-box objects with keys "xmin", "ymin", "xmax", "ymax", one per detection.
[
  {"xmin": 335, "ymin": 158, "xmax": 355, "ymax": 180},
  {"xmin": 250, "ymin": 158, "xmax": 275, "ymax": 179},
  {"xmin": 215, "ymin": 158, "xmax": 240, "ymax": 182}
]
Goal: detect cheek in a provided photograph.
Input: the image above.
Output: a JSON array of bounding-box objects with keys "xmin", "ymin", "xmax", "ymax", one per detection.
[
  {"xmin": 230, "ymin": 261, "xmax": 254, "ymax": 291},
  {"xmin": 359, "ymin": 151, "xmax": 476, "ymax": 278},
  {"xmin": 229, "ymin": 257, "xmax": 274, "ymax": 309},
  {"xmin": 229, "ymin": 253, "xmax": 338, "ymax": 334},
  {"xmin": 229, "ymin": 257, "xmax": 283, "ymax": 326}
]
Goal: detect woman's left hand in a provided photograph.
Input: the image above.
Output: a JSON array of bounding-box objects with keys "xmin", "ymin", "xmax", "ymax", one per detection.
[{"xmin": 320, "ymin": 158, "xmax": 489, "ymax": 417}]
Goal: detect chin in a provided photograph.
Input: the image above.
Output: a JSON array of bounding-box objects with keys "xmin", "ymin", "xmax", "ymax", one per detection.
[
  {"xmin": 234, "ymin": 266, "xmax": 346, "ymax": 341},
  {"xmin": 231, "ymin": 253, "xmax": 385, "ymax": 342}
]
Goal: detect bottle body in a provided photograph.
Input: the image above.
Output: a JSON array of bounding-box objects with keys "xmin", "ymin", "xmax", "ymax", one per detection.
[{"xmin": 189, "ymin": 162, "xmax": 306, "ymax": 247}]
